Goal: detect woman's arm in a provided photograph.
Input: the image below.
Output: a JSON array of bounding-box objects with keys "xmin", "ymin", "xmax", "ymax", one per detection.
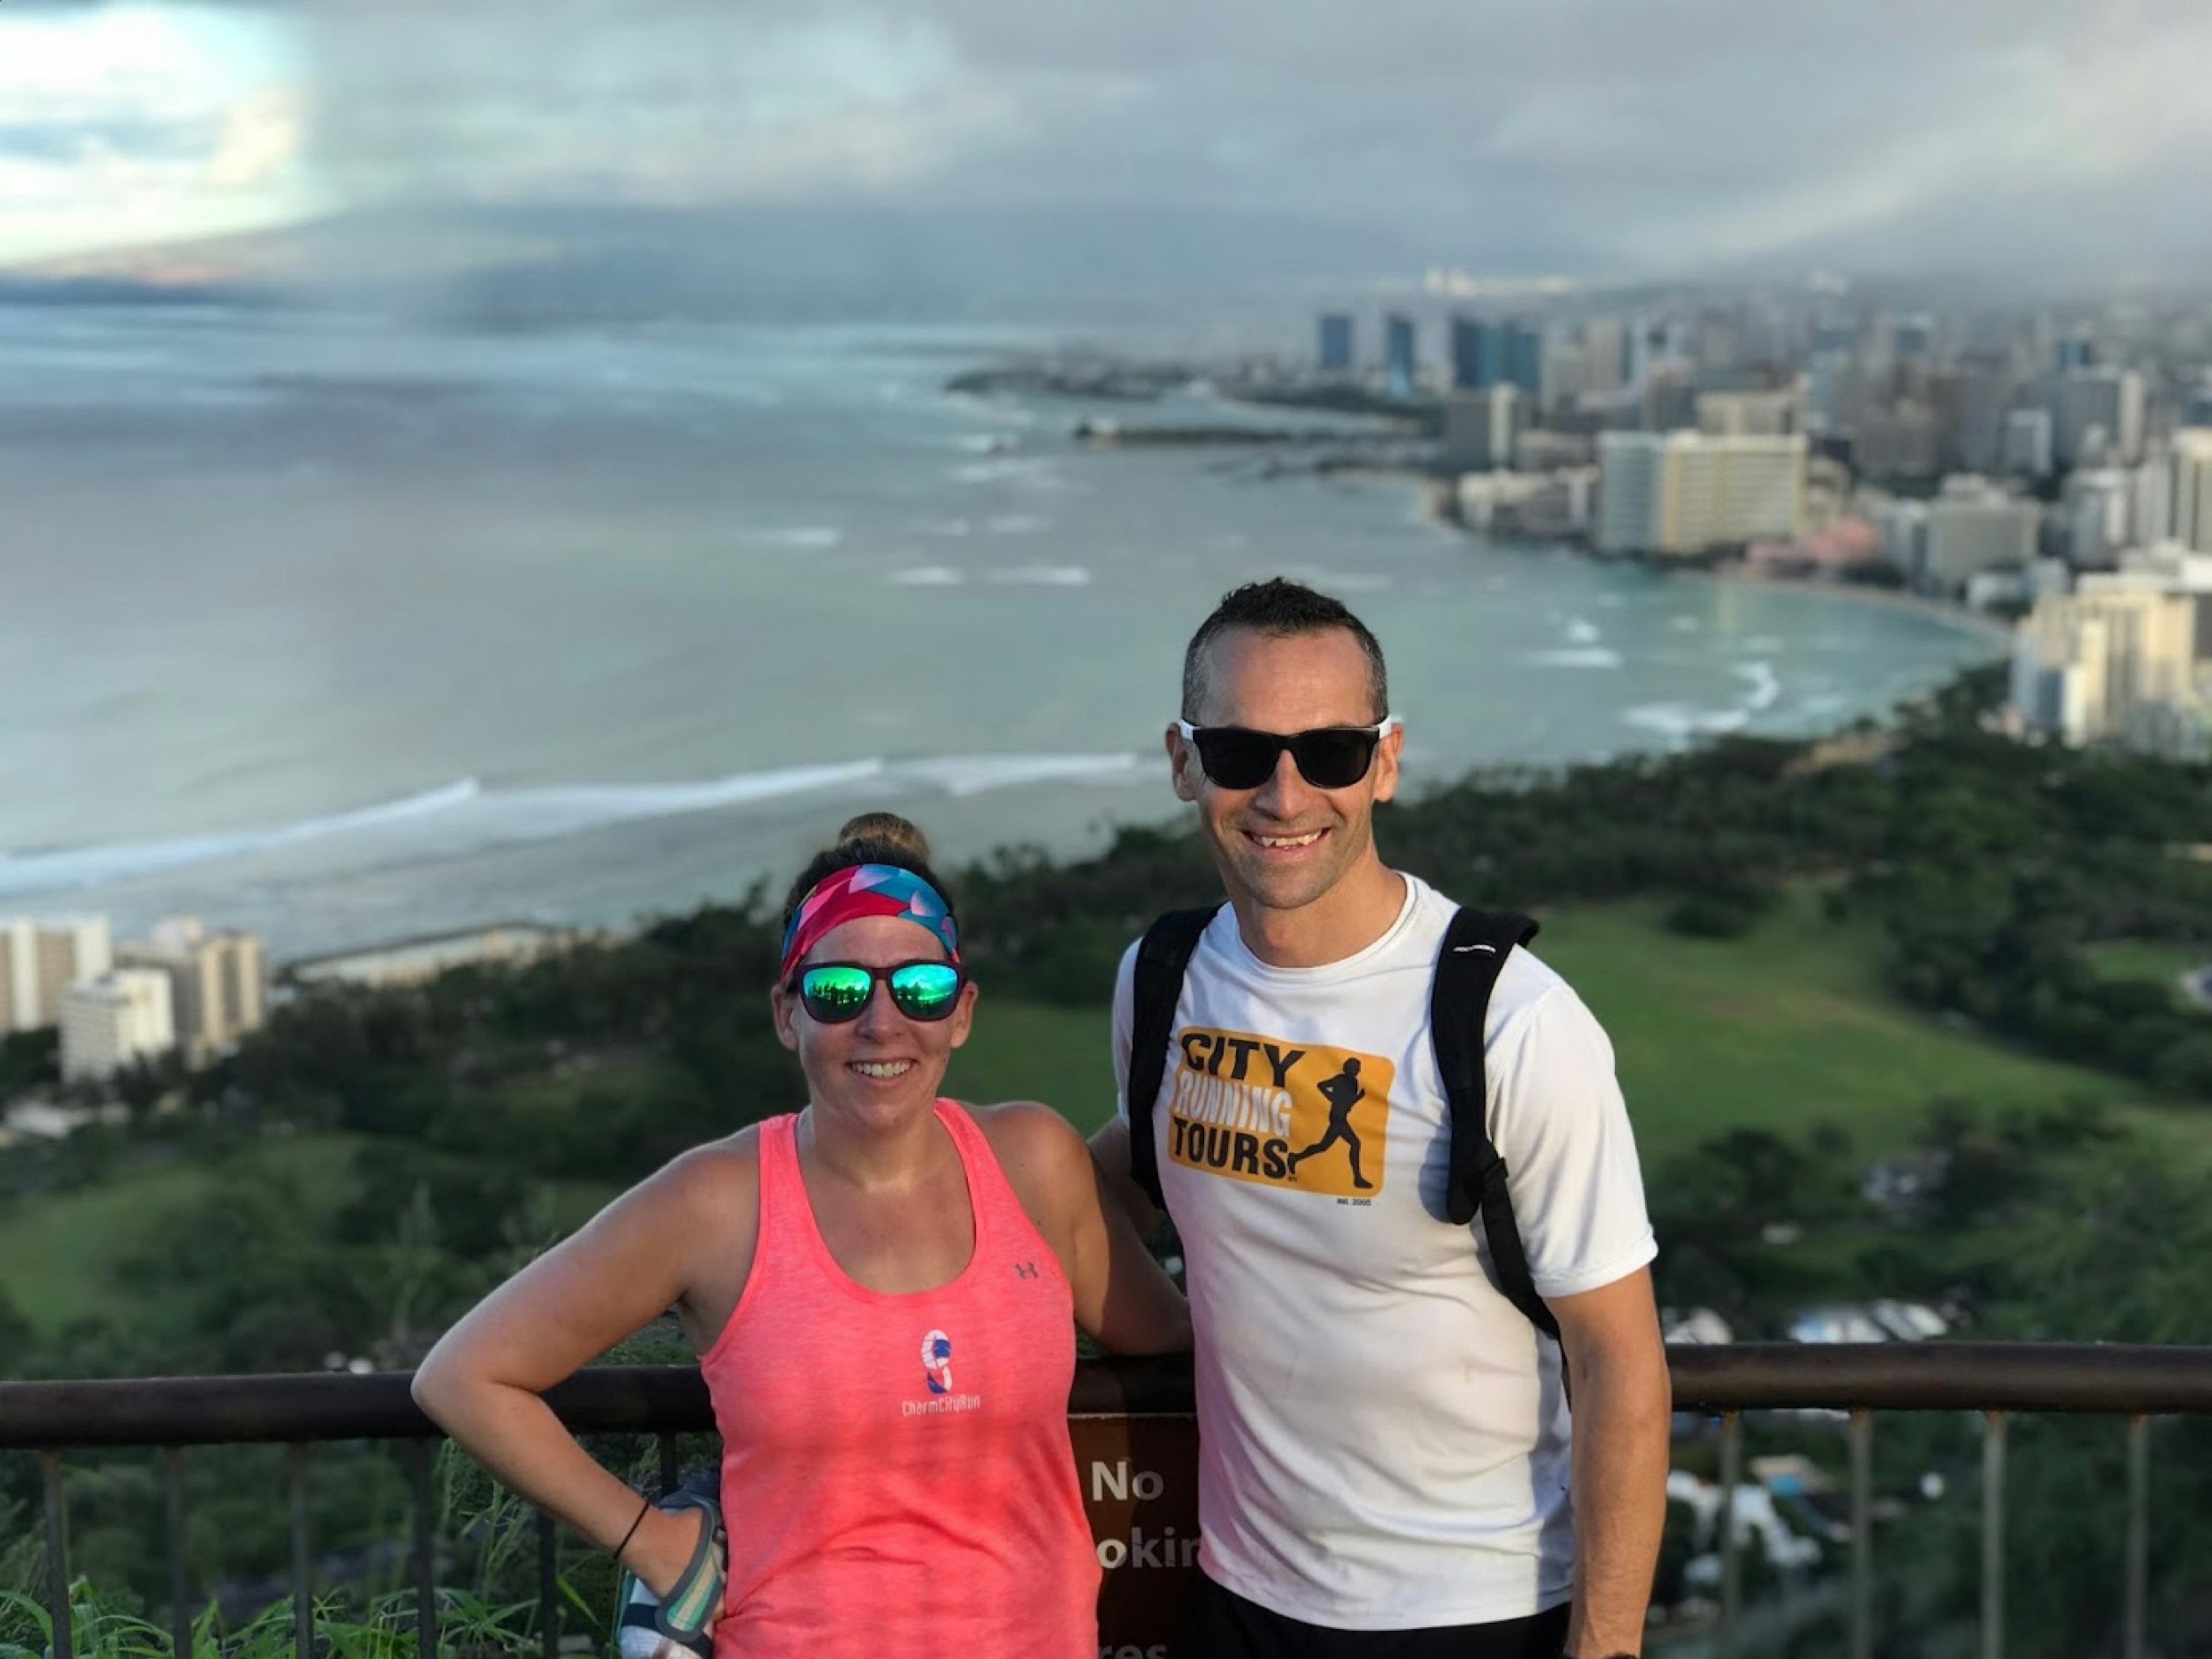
[
  {"xmin": 980, "ymin": 1103, "xmax": 1190, "ymax": 1354},
  {"xmin": 411, "ymin": 1143, "xmax": 754, "ymax": 1593}
]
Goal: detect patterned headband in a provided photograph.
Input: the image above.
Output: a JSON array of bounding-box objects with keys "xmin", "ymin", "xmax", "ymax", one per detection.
[{"xmin": 779, "ymin": 863, "xmax": 961, "ymax": 982}]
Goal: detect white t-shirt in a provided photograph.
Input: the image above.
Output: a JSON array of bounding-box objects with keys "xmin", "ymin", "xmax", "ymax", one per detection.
[{"xmin": 1112, "ymin": 873, "xmax": 1656, "ymax": 1630}]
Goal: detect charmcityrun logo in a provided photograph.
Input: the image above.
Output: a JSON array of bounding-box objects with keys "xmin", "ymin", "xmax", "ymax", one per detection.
[
  {"xmin": 1166, "ymin": 1027, "xmax": 1395, "ymax": 1197},
  {"xmin": 902, "ymin": 1327, "xmax": 982, "ymax": 1417}
]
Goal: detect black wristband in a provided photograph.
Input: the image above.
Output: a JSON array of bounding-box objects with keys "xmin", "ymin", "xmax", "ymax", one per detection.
[{"xmin": 612, "ymin": 1492, "xmax": 652, "ymax": 1561}]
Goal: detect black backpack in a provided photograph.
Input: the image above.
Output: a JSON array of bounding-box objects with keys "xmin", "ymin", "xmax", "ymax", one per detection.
[{"xmin": 1123, "ymin": 903, "xmax": 1559, "ymax": 1342}]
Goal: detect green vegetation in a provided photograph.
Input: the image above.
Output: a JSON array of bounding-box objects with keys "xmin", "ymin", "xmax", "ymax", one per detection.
[{"xmin": 0, "ymin": 1135, "xmax": 363, "ymax": 1336}]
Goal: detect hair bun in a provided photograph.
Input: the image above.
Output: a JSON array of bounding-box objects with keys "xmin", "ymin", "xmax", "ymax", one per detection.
[{"xmin": 835, "ymin": 812, "xmax": 932, "ymax": 863}]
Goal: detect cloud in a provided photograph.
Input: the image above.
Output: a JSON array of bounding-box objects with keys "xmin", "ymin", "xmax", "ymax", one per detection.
[
  {"xmin": 0, "ymin": 3, "xmax": 317, "ymax": 264},
  {"xmin": 206, "ymin": 85, "xmax": 302, "ymax": 189},
  {"xmin": 296, "ymin": 7, "xmax": 1032, "ymax": 207},
  {"xmin": 10, "ymin": 0, "xmax": 2212, "ymax": 276}
]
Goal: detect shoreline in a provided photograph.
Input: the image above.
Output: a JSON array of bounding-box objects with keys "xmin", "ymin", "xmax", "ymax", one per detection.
[
  {"xmin": 1353, "ymin": 462, "xmax": 2014, "ymax": 650},
  {"xmin": 1686, "ymin": 563, "xmax": 2014, "ymax": 646}
]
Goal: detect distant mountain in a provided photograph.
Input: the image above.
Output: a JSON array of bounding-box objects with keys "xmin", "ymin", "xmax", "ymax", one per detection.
[{"xmin": 14, "ymin": 200, "xmax": 1442, "ymax": 323}]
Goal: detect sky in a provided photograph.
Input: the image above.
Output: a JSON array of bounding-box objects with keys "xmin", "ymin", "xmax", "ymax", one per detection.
[{"xmin": 4, "ymin": 0, "xmax": 2212, "ymax": 280}]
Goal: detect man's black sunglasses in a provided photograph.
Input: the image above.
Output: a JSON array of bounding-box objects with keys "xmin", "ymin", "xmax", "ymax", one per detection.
[{"xmin": 1174, "ymin": 717, "xmax": 1400, "ymax": 791}]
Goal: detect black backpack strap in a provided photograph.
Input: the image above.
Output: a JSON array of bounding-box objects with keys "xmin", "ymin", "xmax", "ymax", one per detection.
[
  {"xmin": 1125, "ymin": 907, "xmax": 1221, "ymax": 1211},
  {"xmin": 1431, "ymin": 907, "xmax": 1559, "ymax": 1342}
]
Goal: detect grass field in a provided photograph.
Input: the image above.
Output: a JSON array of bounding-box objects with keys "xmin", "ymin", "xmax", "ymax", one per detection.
[
  {"xmin": 945, "ymin": 999, "xmax": 1120, "ymax": 1132},
  {"xmin": 2082, "ymin": 938, "xmax": 2209, "ymax": 992},
  {"xmin": 0, "ymin": 1134, "xmax": 365, "ymax": 1334},
  {"xmin": 1529, "ymin": 891, "xmax": 2185, "ymax": 1162}
]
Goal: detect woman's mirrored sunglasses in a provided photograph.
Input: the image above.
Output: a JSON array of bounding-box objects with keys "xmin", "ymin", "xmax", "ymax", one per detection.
[
  {"xmin": 1174, "ymin": 716, "xmax": 1399, "ymax": 791},
  {"xmin": 791, "ymin": 960, "xmax": 964, "ymax": 1024}
]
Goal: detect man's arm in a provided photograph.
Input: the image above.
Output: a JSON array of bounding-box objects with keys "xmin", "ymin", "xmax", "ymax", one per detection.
[
  {"xmin": 1087, "ymin": 1114, "xmax": 1164, "ymax": 1237},
  {"xmin": 1550, "ymin": 1266, "xmax": 1671, "ymax": 1659},
  {"xmin": 1092, "ymin": 940, "xmax": 1165, "ymax": 1236}
]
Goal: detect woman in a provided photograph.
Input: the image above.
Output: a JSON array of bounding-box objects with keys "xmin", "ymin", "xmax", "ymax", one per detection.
[{"xmin": 412, "ymin": 813, "xmax": 1189, "ymax": 1657}]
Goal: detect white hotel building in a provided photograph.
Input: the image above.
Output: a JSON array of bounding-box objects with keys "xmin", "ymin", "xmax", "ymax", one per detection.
[{"xmin": 1596, "ymin": 431, "xmax": 1808, "ymax": 557}]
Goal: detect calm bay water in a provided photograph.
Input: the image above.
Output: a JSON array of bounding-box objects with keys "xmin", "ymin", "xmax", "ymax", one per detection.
[{"xmin": 0, "ymin": 305, "xmax": 1998, "ymax": 957}]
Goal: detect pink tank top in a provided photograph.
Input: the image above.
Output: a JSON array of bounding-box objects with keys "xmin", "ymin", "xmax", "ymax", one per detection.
[{"xmin": 698, "ymin": 1100, "xmax": 1100, "ymax": 1658}]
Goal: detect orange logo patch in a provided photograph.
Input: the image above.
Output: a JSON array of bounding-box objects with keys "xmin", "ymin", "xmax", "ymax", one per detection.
[{"xmin": 1165, "ymin": 1027, "xmax": 1394, "ymax": 1197}]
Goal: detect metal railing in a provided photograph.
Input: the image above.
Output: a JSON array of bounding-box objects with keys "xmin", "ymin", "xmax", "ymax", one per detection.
[{"xmin": 6, "ymin": 1343, "xmax": 2211, "ymax": 1659}]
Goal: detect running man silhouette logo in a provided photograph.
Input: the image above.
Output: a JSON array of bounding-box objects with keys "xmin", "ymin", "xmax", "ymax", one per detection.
[
  {"xmin": 1286, "ymin": 1058, "xmax": 1374, "ymax": 1189},
  {"xmin": 921, "ymin": 1330, "xmax": 953, "ymax": 1394},
  {"xmin": 1164, "ymin": 1027, "xmax": 1394, "ymax": 1198}
]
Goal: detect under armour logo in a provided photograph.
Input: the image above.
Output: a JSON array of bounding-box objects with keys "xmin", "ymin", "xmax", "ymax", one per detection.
[
  {"xmin": 1013, "ymin": 1261, "xmax": 1040, "ymax": 1279},
  {"xmin": 1452, "ymin": 944, "xmax": 1498, "ymax": 954}
]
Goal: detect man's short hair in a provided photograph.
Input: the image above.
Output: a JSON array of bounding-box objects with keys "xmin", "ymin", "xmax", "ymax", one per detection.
[{"xmin": 1181, "ymin": 578, "xmax": 1390, "ymax": 722}]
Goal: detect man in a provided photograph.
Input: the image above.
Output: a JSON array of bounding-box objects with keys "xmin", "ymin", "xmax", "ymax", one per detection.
[{"xmin": 1091, "ymin": 579, "xmax": 1670, "ymax": 1659}]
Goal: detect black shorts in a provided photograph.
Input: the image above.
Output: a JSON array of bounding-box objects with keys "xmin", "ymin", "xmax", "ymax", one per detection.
[{"xmin": 1179, "ymin": 1575, "xmax": 1571, "ymax": 1659}]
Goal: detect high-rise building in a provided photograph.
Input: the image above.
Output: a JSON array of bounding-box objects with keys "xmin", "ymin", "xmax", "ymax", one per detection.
[
  {"xmin": 1506, "ymin": 321, "xmax": 1544, "ymax": 403},
  {"xmin": 1442, "ymin": 385, "xmax": 1521, "ymax": 472},
  {"xmin": 1317, "ymin": 313, "xmax": 1354, "ymax": 374},
  {"xmin": 1449, "ymin": 316, "xmax": 1512, "ymax": 391},
  {"xmin": 2002, "ymin": 408, "xmax": 2055, "ymax": 477},
  {"xmin": 120, "ymin": 916, "xmax": 268, "ymax": 1063},
  {"xmin": 60, "ymin": 968, "xmax": 175, "ymax": 1084},
  {"xmin": 1924, "ymin": 480, "xmax": 2041, "ymax": 589},
  {"xmin": 1596, "ymin": 431, "xmax": 1807, "ymax": 556},
  {"xmin": 2013, "ymin": 586, "xmax": 2203, "ymax": 754},
  {"xmin": 1892, "ymin": 314, "xmax": 1936, "ymax": 359},
  {"xmin": 2055, "ymin": 332, "xmax": 2097, "ymax": 373},
  {"xmin": 2064, "ymin": 470, "xmax": 2134, "ymax": 569},
  {"xmin": 1540, "ymin": 341, "xmax": 1586, "ymax": 416},
  {"xmin": 1644, "ymin": 366, "xmax": 1699, "ymax": 433},
  {"xmin": 1854, "ymin": 400, "xmax": 1943, "ymax": 479},
  {"xmin": 1628, "ymin": 316, "xmax": 1686, "ymax": 389},
  {"xmin": 2047, "ymin": 368, "xmax": 2146, "ymax": 468},
  {"xmin": 1579, "ymin": 318, "xmax": 1627, "ymax": 396},
  {"xmin": 1879, "ymin": 501, "xmax": 1930, "ymax": 582},
  {"xmin": 2133, "ymin": 453, "xmax": 2175, "ymax": 548},
  {"xmin": 0, "ymin": 921, "xmax": 36, "ymax": 1034},
  {"xmin": 1384, "ymin": 313, "xmax": 1416, "ymax": 399},
  {"xmin": 2174, "ymin": 430, "xmax": 2212, "ymax": 554},
  {"xmin": 32, "ymin": 917, "xmax": 112, "ymax": 1028},
  {"xmin": 1942, "ymin": 357, "xmax": 2014, "ymax": 474},
  {"xmin": 1596, "ymin": 434, "xmax": 1664, "ymax": 555},
  {"xmin": 2186, "ymin": 381, "xmax": 2212, "ymax": 429}
]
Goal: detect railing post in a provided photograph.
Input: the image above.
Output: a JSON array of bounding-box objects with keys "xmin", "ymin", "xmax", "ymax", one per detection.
[
  {"xmin": 40, "ymin": 1450, "xmax": 73, "ymax": 1659},
  {"xmin": 1850, "ymin": 1410, "xmax": 1873, "ymax": 1659},
  {"xmin": 289, "ymin": 1442, "xmax": 314, "ymax": 1659},
  {"xmin": 1717, "ymin": 1412, "xmax": 1743, "ymax": 1659},
  {"xmin": 164, "ymin": 1446, "xmax": 191, "ymax": 1659},
  {"xmin": 1981, "ymin": 1411, "xmax": 2006, "ymax": 1659},
  {"xmin": 2124, "ymin": 1415, "xmax": 2149, "ymax": 1659},
  {"xmin": 537, "ymin": 1508, "xmax": 559, "ymax": 1659},
  {"xmin": 658, "ymin": 1431, "xmax": 679, "ymax": 1497},
  {"xmin": 410, "ymin": 1439, "xmax": 438, "ymax": 1659}
]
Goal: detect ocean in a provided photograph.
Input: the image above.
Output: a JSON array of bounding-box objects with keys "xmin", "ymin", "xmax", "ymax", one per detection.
[{"xmin": 0, "ymin": 303, "xmax": 1998, "ymax": 959}]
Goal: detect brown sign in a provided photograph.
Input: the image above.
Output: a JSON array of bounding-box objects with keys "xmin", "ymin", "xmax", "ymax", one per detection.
[{"xmin": 1072, "ymin": 1412, "xmax": 1202, "ymax": 1657}]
